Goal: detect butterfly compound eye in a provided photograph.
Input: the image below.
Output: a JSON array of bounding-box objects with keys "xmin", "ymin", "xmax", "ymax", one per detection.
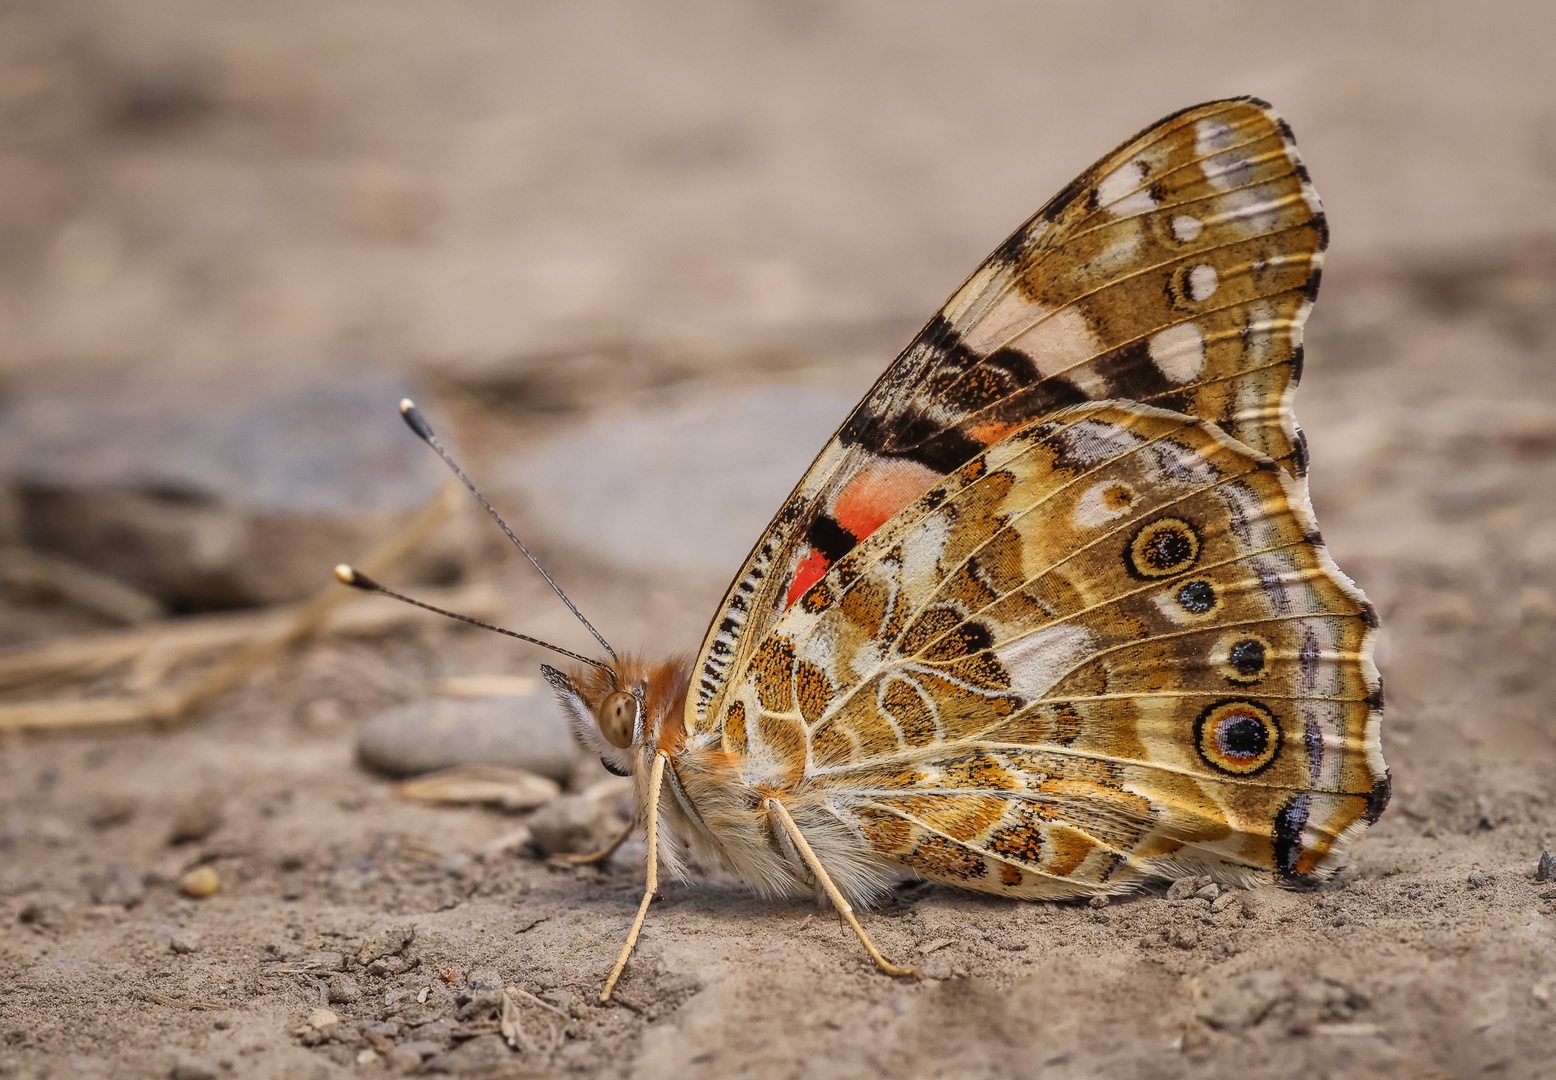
[{"xmin": 597, "ymin": 691, "xmax": 638, "ymax": 749}]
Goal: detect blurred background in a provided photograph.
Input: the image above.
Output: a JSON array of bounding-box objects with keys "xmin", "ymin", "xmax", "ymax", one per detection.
[
  {"xmin": 3, "ymin": 0, "xmax": 1555, "ymax": 624},
  {"xmin": 3, "ymin": 2, "xmax": 1556, "ymax": 1076}
]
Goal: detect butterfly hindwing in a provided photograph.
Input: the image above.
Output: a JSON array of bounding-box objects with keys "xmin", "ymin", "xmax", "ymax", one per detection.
[
  {"xmin": 714, "ymin": 402, "xmax": 1383, "ymax": 891},
  {"xmin": 690, "ymin": 97, "xmax": 1326, "ymax": 732}
]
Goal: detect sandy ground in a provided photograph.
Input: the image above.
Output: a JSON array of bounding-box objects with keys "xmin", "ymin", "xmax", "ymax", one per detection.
[{"xmin": 4, "ymin": 3, "xmax": 1556, "ymax": 1078}]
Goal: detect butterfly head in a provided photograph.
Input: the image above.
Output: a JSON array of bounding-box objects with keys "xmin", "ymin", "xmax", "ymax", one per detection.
[{"xmin": 541, "ymin": 657, "xmax": 691, "ymax": 778}]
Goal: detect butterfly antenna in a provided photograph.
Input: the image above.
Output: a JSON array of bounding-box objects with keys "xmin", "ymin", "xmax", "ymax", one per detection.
[
  {"xmin": 334, "ymin": 565, "xmax": 613, "ymax": 674},
  {"xmin": 398, "ymin": 398, "xmax": 618, "ymax": 666}
]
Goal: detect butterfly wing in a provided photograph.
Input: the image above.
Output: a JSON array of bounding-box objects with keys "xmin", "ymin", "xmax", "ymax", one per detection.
[
  {"xmin": 713, "ymin": 402, "xmax": 1385, "ymax": 891},
  {"xmin": 690, "ymin": 97, "xmax": 1326, "ymax": 732}
]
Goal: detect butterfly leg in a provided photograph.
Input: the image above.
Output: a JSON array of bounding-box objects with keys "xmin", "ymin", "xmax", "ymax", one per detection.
[
  {"xmin": 600, "ymin": 751, "xmax": 668, "ymax": 1003},
  {"xmin": 548, "ymin": 820, "xmax": 634, "ymax": 867},
  {"xmin": 764, "ymin": 797, "xmax": 919, "ymax": 980}
]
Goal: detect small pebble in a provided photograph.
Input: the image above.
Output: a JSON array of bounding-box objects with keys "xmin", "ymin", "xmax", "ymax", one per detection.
[
  {"xmin": 389, "ymin": 1042, "xmax": 440, "ymax": 1072},
  {"xmin": 306, "ymin": 951, "xmax": 345, "ymax": 972},
  {"xmin": 357, "ymin": 696, "xmax": 575, "ymax": 782},
  {"xmin": 1196, "ymin": 884, "xmax": 1221, "ymax": 901},
  {"xmin": 179, "ymin": 867, "xmax": 220, "ymax": 898},
  {"xmin": 1087, "ymin": 895, "xmax": 1110, "ymax": 908},
  {"xmin": 168, "ymin": 791, "xmax": 225, "ymax": 845},
  {"xmin": 169, "ymin": 1053, "xmax": 218, "ymax": 1080},
  {"xmin": 1467, "ymin": 868, "xmax": 1495, "ymax": 889},
  {"xmin": 170, "ymin": 930, "xmax": 202, "ymax": 955},
  {"xmin": 328, "ymin": 974, "xmax": 362, "ymax": 1004},
  {"xmin": 89, "ymin": 863, "xmax": 146, "ymax": 908},
  {"xmin": 1536, "ymin": 851, "xmax": 1556, "ymax": 883},
  {"xmin": 465, "ymin": 966, "xmax": 503, "ymax": 993},
  {"xmin": 88, "ymin": 796, "xmax": 139, "ymax": 829},
  {"xmin": 526, "ymin": 794, "xmax": 619, "ymax": 856},
  {"xmin": 356, "ymin": 1050, "xmax": 378, "ymax": 1066},
  {"xmin": 306, "ymin": 1008, "xmax": 340, "ymax": 1030},
  {"xmin": 359, "ymin": 924, "xmax": 416, "ymax": 965}
]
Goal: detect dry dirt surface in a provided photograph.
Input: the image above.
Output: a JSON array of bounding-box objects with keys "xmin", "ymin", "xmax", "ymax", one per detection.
[{"xmin": 4, "ymin": 3, "xmax": 1556, "ymax": 1079}]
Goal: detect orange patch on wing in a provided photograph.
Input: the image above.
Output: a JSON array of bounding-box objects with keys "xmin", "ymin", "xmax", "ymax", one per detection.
[
  {"xmin": 965, "ymin": 419, "xmax": 1021, "ymax": 445},
  {"xmin": 832, "ymin": 459, "xmax": 942, "ymax": 544},
  {"xmin": 785, "ymin": 548, "xmax": 830, "ymax": 610}
]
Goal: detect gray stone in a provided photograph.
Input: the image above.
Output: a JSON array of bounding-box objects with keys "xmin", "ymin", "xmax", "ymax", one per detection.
[
  {"xmin": 0, "ymin": 368, "xmax": 458, "ymax": 609},
  {"xmin": 357, "ymin": 695, "xmax": 574, "ymax": 781},
  {"xmin": 464, "ymin": 966, "xmax": 503, "ymax": 994},
  {"xmin": 525, "ymin": 793, "xmax": 618, "ymax": 856},
  {"xmin": 304, "ymin": 951, "xmax": 345, "ymax": 972},
  {"xmin": 1536, "ymin": 850, "xmax": 1555, "ymax": 882},
  {"xmin": 169, "ymin": 1054, "xmax": 218, "ymax": 1080},
  {"xmin": 328, "ymin": 973, "xmax": 362, "ymax": 1003},
  {"xmin": 167, "ymin": 791, "xmax": 224, "ymax": 845},
  {"xmin": 1196, "ymin": 970, "xmax": 1294, "ymax": 1031},
  {"xmin": 505, "ymin": 387, "xmax": 857, "ymax": 578},
  {"xmin": 169, "ymin": 930, "xmax": 202, "ymax": 954},
  {"xmin": 87, "ymin": 863, "xmax": 144, "ymax": 908},
  {"xmin": 358, "ymin": 924, "xmax": 416, "ymax": 965},
  {"xmin": 388, "ymin": 1042, "xmax": 438, "ymax": 1073},
  {"xmin": 424, "ymin": 1034, "xmax": 510, "ymax": 1073}
]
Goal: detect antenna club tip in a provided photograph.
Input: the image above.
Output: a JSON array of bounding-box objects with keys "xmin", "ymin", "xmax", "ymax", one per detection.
[
  {"xmin": 398, "ymin": 399, "xmax": 435, "ymax": 441},
  {"xmin": 335, "ymin": 565, "xmax": 379, "ymax": 590}
]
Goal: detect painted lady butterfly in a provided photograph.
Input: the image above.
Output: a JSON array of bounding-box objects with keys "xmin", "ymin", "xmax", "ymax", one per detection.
[{"xmin": 354, "ymin": 97, "xmax": 1389, "ymax": 1000}]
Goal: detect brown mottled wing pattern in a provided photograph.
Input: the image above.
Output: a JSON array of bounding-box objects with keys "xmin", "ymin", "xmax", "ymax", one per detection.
[
  {"xmin": 715, "ymin": 403, "xmax": 1385, "ymax": 892},
  {"xmin": 689, "ymin": 98, "xmax": 1326, "ymax": 732}
]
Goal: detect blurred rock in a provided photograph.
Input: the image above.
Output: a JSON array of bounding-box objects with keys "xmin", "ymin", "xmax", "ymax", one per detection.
[
  {"xmin": 169, "ymin": 929, "xmax": 202, "ymax": 954},
  {"xmin": 357, "ymin": 694, "xmax": 574, "ymax": 781},
  {"xmin": 526, "ymin": 793, "xmax": 619, "ymax": 856},
  {"xmin": 424, "ymin": 1034, "xmax": 510, "ymax": 1073},
  {"xmin": 464, "ymin": 966, "xmax": 503, "ymax": 994},
  {"xmin": 358, "ymin": 924, "xmax": 415, "ymax": 966},
  {"xmin": 87, "ymin": 863, "xmax": 144, "ymax": 908},
  {"xmin": 1537, "ymin": 851, "xmax": 1556, "ymax": 882},
  {"xmin": 505, "ymin": 387, "xmax": 857, "ymax": 579},
  {"xmin": 328, "ymin": 973, "xmax": 362, "ymax": 1003},
  {"xmin": 0, "ymin": 368, "xmax": 461, "ymax": 609},
  {"xmin": 179, "ymin": 867, "xmax": 220, "ymax": 898},
  {"xmin": 87, "ymin": 796, "xmax": 138, "ymax": 829},
  {"xmin": 168, "ymin": 791, "xmax": 225, "ymax": 845},
  {"xmin": 169, "ymin": 1054, "xmax": 218, "ymax": 1080}
]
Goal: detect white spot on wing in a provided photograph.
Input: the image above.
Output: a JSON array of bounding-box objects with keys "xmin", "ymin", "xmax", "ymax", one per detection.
[
  {"xmin": 1058, "ymin": 418, "xmax": 1146, "ymax": 466},
  {"xmin": 1148, "ymin": 323, "xmax": 1206, "ymax": 383},
  {"xmin": 994, "ymin": 624, "xmax": 1094, "ymax": 697},
  {"xmin": 1187, "ymin": 264, "xmax": 1218, "ymax": 302},
  {"xmin": 1171, "ymin": 215, "xmax": 1202, "ymax": 242},
  {"xmin": 1073, "ymin": 479, "xmax": 1138, "ymax": 529},
  {"xmin": 1097, "ymin": 160, "xmax": 1156, "ymax": 216},
  {"xmin": 1005, "ymin": 306, "xmax": 1110, "ymax": 397},
  {"xmin": 1195, "ymin": 118, "xmax": 1235, "ymax": 156}
]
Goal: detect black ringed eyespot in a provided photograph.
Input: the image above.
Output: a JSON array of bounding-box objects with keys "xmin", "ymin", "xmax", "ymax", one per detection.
[
  {"xmin": 1225, "ymin": 637, "xmax": 1270, "ymax": 683},
  {"xmin": 1176, "ymin": 580, "xmax": 1216, "ymax": 614},
  {"xmin": 1127, "ymin": 517, "xmax": 1201, "ymax": 579},
  {"xmin": 1194, "ymin": 698, "xmax": 1281, "ymax": 776}
]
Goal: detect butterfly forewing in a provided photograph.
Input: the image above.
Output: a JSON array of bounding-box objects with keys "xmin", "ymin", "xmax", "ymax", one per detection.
[
  {"xmin": 713, "ymin": 402, "xmax": 1382, "ymax": 891},
  {"xmin": 690, "ymin": 98, "xmax": 1326, "ymax": 732}
]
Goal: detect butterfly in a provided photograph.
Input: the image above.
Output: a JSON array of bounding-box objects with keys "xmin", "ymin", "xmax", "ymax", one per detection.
[{"xmin": 342, "ymin": 97, "xmax": 1388, "ymax": 1002}]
